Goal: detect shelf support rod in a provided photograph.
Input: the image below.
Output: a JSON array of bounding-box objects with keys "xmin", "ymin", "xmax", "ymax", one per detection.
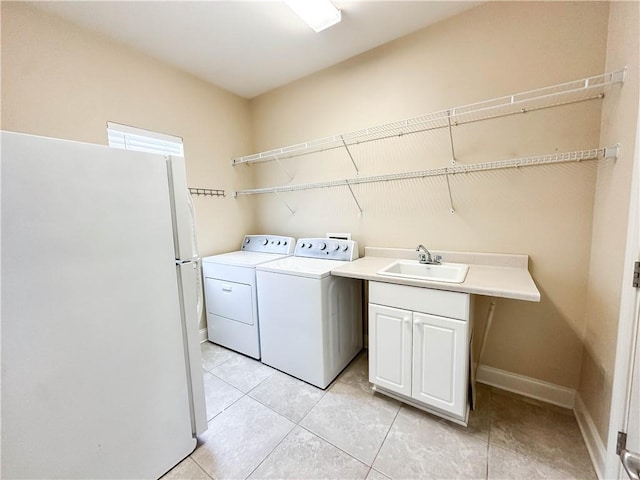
[
  {"xmin": 340, "ymin": 135, "xmax": 360, "ymax": 175},
  {"xmin": 345, "ymin": 182, "xmax": 363, "ymax": 216},
  {"xmin": 445, "ymin": 171, "xmax": 456, "ymax": 215},
  {"xmin": 273, "ymin": 154, "xmax": 294, "ymax": 181},
  {"xmin": 273, "ymin": 190, "xmax": 295, "ymax": 215},
  {"xmin": 447, "ymin": 110, "xmax": 457, "ymax": 166},
  {"xmin": 475, "ymin": 299, "xmax": 498, "ymax": 380}
]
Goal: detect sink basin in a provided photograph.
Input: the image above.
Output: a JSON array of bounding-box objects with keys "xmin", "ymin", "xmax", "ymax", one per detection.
[{"xmin": 377, "ymin": 260, "xmax": 469, "ymax": 283}]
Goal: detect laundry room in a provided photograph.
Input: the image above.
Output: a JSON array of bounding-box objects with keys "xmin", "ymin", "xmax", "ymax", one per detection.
[{"xmin": 2, "ymin": 1, "xmax": 639, "ymax": 479}]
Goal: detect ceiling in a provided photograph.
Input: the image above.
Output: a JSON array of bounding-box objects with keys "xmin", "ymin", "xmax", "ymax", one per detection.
[{"xmin": 33, "ymin": 1, "xmax": 482, "ymax": 99}]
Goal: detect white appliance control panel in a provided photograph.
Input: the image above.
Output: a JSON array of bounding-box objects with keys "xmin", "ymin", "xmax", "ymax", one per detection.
[
  {"xmin": 241, "ymin": 235, "xmax": 296, "ymax": 255},
  {"xmin": 294, "ymin": 238, "xmax": 359, "ymax": 261}
]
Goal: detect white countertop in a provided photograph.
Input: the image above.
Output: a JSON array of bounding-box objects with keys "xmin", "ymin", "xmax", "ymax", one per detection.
[{"xmin": 331, "ymin": 247, "xmax": 540, "ymax": 302}]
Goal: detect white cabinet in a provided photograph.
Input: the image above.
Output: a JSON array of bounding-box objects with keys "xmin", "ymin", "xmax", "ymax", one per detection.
[
  {"xmin": 412, "ymin": 312, "xmax": 468, "ymax": 415},
  {"xmin": 369, "ymin": 304, "xmax": 412, "ymax": 397},
  {"xmin": 368, "ymin": 281, "xmax": 472, "ymax": 424}
]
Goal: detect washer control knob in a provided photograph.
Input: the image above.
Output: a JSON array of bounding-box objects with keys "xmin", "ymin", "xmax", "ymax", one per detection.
[
  {"xmin": 342, "ymin": 245, "xmax": 349, "ymax": 252},
  {"xmin": 307, "ymin": 243, "xmax": 312, "ymax": 248},
  {"xmin": 319, "ymin": 242, "xmax": 327, "ymax": 250},
  {"xmin": 333, "ymin": 244, "xmax": 340, "ymax": 251},
  {"xmin": 283, "ymin": 241, "xmax": 288, "ymax": 245},
  {"xmin": 263, "ymin": 239, "xmax": 269, "ymax": 246},
  {"xmin": 245, "ymin": 238, "xmax": 251, "ymax": 244},
  {"xmin": 277, "ymin": 241, "xmax": 281, "ymax": 245},
  {"xmin": 300, "ymin": 243, "xmax": 306, "ymax": 248}
]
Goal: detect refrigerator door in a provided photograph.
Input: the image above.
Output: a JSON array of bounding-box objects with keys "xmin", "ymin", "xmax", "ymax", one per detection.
[
  {"xmin": 1, "ymin": 131, "xmax": 200, "ymax": 479},
  {"xmin": 176, "ymin": 261, "xmax": 208, "ymax": 435},
  {"xmin": 166, "ymin": 155, "xmax": 207, "ymax": 434}
]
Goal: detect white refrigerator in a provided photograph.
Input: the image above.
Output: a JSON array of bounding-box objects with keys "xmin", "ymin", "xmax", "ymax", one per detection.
[{"xmin": 1, "ymin": 131, "xmax": 207, "ymax": 479}]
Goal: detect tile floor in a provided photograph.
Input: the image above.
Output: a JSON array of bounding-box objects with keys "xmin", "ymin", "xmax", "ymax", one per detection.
[{"xmin": 163, "ymin": 343, "xmax": 596, "ymax": 480}]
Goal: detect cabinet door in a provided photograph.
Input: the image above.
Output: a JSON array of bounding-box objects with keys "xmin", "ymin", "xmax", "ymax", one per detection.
[
  {"xmin": 412, "ymin": 312, "xmax": 468, "ymax": 418},
  {"xmin": 369, "ymin": 304, "xmax": 412, "ymax": 397}
]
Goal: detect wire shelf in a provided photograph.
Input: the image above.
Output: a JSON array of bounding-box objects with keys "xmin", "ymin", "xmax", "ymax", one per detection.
[
  {"xmin": 188, "ymin": 188, "xmax": 225, "ymax": 197},
  {"xmin": 233, "ymin": 146, "xmax": 618, "ymax": 197},
  {"xmin": 231, "ymin": 69, "xmax": 625, "ymax": 166}
]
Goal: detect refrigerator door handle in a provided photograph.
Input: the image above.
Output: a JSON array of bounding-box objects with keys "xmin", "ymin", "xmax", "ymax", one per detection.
[
  {"xmin": 185, "ymin": 189, "xmax": 204, "ymax": 322},
  {"xmin": 174, "ymin": 259, "xmax": 203, "ymax": 326},
  {"xmin": 176, "ymin": 257, "xmax": 200, "ymax": 265},
  {"xmin": 186, "ymin": 188, "xmax": 199, "ymax": 258},
  {"xmin": 194, "ymin": 258, "xmax": 203, "ymax": 323}
]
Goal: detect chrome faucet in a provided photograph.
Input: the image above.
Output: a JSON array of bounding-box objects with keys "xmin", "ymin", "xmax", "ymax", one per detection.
[{"xmin": 416, "ymin": 244, "xmax": 442, "ymax": 265}]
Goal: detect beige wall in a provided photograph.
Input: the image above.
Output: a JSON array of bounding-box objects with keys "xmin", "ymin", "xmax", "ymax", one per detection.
[
  {"xmin": 249, "ymin": 1, "xmax": 611, "ymax": 389},
  {"xmin": 1, "ymin": 1, "xmax": 255, "ymax": 260},
  {"xmin": 579, "ymin": 1, "xmax": 640, "ymax": 444},
  {"xmin": 1, "ymin": 1, "xmax": 257, "ymax": 331}
]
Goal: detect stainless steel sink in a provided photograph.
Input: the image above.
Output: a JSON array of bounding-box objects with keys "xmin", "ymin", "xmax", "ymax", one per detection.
[{"xmin": 377, "ymin": 260, "xmax": 469, "ymax": 283}]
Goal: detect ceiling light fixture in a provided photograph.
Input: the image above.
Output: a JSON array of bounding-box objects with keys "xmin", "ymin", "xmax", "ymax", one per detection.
[{"xmin": 284, "ymin": 0, "xmax": 342, "ymax": 33}]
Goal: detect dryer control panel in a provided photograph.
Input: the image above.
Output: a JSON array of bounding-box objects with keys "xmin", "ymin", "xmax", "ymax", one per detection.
[
  {"xmin": 294, "ymin": 238, "xmax": 359, "ymax": 261},
  {"xmin": 241, "ymin": 235, "xmax": 295, "ymax": 255}
]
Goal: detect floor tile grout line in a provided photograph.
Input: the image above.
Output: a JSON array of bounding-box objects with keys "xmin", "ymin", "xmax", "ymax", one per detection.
[
  {"xmin": 368, "ymin": 402, "xmax": 402, "ymax": 476},
  {"xmin": 207, "ymin": 367, "xmax": 293, "ymax": 423},
  {"xmin": 208, "ymin": 362, "xmax": 277, "ymax": 394},
  {"xmin": 295, "ymin": 383, "xmax": 333, "ymax": 425},
  {"xmin": 199, "ymin": 390, "xmax": 298, "ymax": 480},
  {"xmin": 189, "ymin": 453, "xmax": 215, "ymax": 480},
  {"xmin": 248, "ymin": 387, "xmax": 328, "ymax": 425},
  {"xmin": 296, "ymin": 388, "xmax": 334, "ymax": 428},
  {"xmin": 205, "ymin": 389, "xmax": 247, "ymax": 423},
  {"xmin": 297, "ymin": 423, "xmax": 372, "ymax": 470},
  {"xmin": 296, "ymin": 375, "xmax": 402, "ymax": 468},
  {"xmin": 201, "ymin": 343, "xmax": 263, "ymax": 373},
  {"xmin": 200, "ymin": 353, "xmax": 236, "ymax": 372},
  {"xmin": 485, "ymin": 386, "xmax": 493, "ymax": 480},
  {"xmin": 206, "ymin": 369, "xmax": 245, "ymax": 393},
  {"xmin": 242, "ymin": 421, "xmax": 297, "ymax": 480},
  {"xmin": 240, "ymin": 365, "xmax": 277, "ymax": 394}
]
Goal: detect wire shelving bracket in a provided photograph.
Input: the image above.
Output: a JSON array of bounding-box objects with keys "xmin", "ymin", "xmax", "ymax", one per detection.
[
  {"xmin": 273, "ymin": 154, "xmax": 294, "ymax": 181},
  {"xmin": 274, "ymin": 190, "xmax": 296, "ymax": 215},
  {"xmin": 340, "ymin": 135, "xmax": 360, "ymax": 175}
]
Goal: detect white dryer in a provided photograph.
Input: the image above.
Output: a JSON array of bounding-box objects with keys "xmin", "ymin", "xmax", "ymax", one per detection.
[
  {"xmin": 256, "ymin": 238, "xmax": 363, "ymax": 389},
  {"xmin": 202, "ymin": 235, "xmax": 295, "ymax": 359}
]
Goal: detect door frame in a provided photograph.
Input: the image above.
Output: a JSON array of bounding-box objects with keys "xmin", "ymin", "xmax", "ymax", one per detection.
[{"xmin": 604, "ymin": 108, "xmax": 640, "ymax": 479}]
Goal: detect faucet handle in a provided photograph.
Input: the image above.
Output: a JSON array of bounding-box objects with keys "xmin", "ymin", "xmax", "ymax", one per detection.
[{"xmin": 433, "ymin": 255, "xmax": 443, "ymax": 264}]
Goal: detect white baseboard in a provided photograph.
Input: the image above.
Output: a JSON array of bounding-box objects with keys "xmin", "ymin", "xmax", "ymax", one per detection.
[
  {"xmin": 199, "ymin": 328, "xmax": 208, "ymax": 343},
  {"xmin": 574, "ymin": 393, "xmax": 606, "ymax": 480},
  {"xmin": 476, "ymin": 364, "xmax": 576, "ymax": 409},
  {"xmin": 476, "ymin": 365, "xmax": 603, "ymax": 479}
]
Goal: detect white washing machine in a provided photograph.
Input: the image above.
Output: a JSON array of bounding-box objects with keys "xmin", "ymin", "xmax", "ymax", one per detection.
[
  {"xmin": 202, "ymin": 235, "xmax": 295, "ymax": 359},
  {"xmin": 256, "ymin": 238, "xmax": 363, "ymax": 389}
]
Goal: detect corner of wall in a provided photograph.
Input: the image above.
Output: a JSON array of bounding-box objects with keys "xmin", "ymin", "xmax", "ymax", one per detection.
[
  {"xmin": 575, "ymin": 392, "xmax": 607, "ymax": 479},
  {"xmin": 577, "ymin": 0, "xmax": 640, "ymax": 460}
]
